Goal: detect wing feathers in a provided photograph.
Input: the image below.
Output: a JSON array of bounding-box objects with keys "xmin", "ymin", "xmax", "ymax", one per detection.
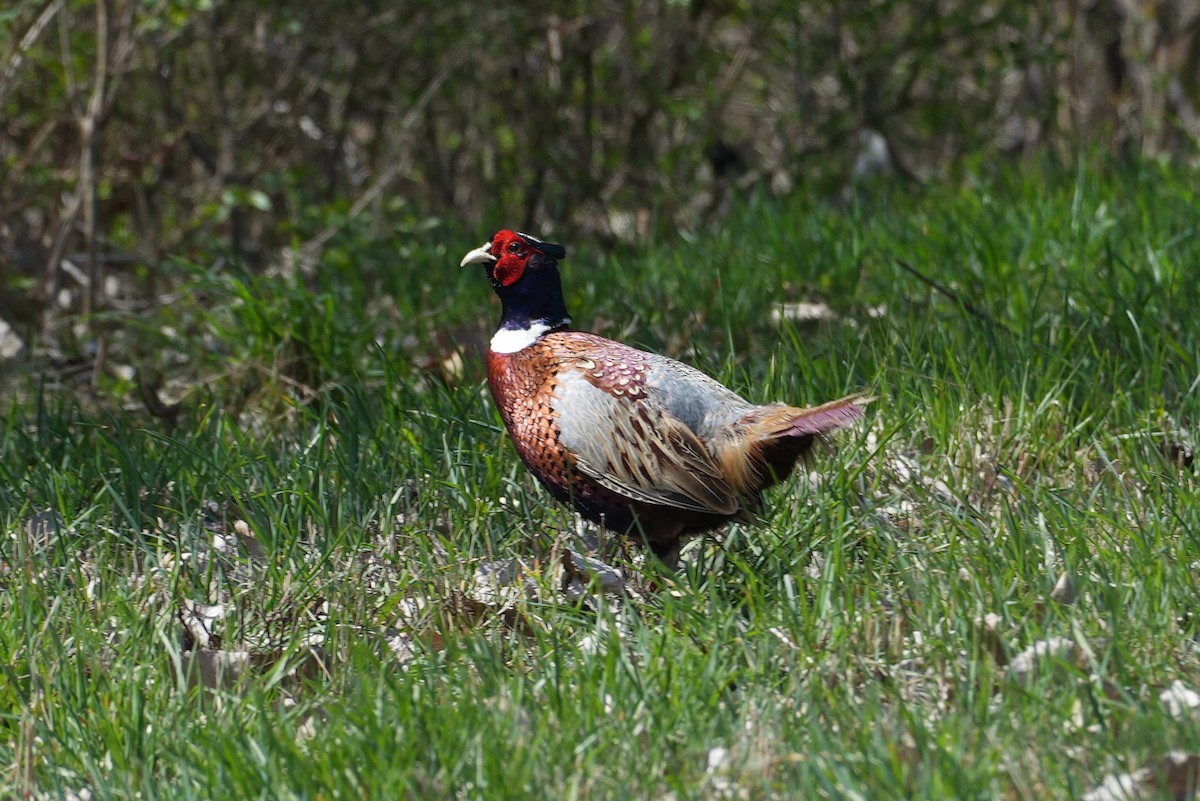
[
  {"xmin": 573, "ymin": 402, "xmax": 738, "ymax": 515},
  {"xmin": 548, "ymin": 339, "xmax": 867, "ymax": 520},
  {"xmin": 554, "ymin": 368, "xmax": 740, "ymax": 516}
]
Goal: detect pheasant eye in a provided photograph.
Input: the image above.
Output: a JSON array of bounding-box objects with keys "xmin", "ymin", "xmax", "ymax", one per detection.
[{"xmin": 507, "ymin": 242, "xmax": 523, "ymax": 254}]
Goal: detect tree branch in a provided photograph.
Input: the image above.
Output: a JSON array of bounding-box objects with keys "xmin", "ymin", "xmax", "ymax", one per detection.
[{"xmin": 0, "ymin": 0, "xmax": 62, "ymax": 111}]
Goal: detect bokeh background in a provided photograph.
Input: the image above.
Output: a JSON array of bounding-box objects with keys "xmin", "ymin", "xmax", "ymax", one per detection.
[{"xmin": 1, "ymin": 0, "xmax": 1198, "ymax": 369}]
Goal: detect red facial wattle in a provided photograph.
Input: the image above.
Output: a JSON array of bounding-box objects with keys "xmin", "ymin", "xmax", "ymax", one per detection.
[{"xmin": 489, "ymin": 231, "xmax": 533, "ymax": 287}]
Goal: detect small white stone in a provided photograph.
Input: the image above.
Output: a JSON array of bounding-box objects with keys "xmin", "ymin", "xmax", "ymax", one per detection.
[
  {"xmin": 706, "ymin": 746, "xmax": 731, "ymax": 772},
  {"xmin": 1160, "ymin": 680, "xmax": 1200, "ymax": 719}
]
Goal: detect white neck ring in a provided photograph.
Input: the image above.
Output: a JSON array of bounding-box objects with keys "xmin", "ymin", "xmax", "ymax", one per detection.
[{"xmin": 490, "ymin": 321, "xmax": 554, "ymax": 354}]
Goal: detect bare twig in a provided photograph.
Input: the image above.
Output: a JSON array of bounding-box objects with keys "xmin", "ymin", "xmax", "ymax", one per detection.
[
  {"xmin": 292, "ymin": 51, "xmax": 470, "ymax": 270},
  {"xmin": 81, "ymin": 0, "xmax": 110, "ymax": 319},
  {"xmin": 57, "ymin": 1, "xmax": 80, "ymax": 114},
  {"xmin": 895, "ymin": 258, "xmax": 1016, "ymax": 336},
  {"xmin": 0, "ymin": 0, "xmax": 62, "ymax": 111}
]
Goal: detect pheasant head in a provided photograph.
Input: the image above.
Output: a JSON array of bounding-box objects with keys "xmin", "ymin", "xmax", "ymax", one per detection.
[{"xmin": 461, "ymin": 230, "xmax": 572, "ymax": 353}]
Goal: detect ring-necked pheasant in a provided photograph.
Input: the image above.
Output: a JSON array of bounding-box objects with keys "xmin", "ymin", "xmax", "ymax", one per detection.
[{"xmin": 461, "ymin": 230, "xmax": 865, "ymax": 561}]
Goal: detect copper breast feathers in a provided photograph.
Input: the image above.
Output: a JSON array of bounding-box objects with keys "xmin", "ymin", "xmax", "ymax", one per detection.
[{"xmin": 487, "ymin": 332, "xmax": 762, "ymax": 520}]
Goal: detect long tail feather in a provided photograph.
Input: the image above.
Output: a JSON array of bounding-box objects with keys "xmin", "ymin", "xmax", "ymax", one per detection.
[
  {"xmin": 719, "ymin": 394, "xmax": 869, "ymax": 496},
  {"xmin": 750, "ymin": 394, "xmax": 869, "ymax": 440},
  {"xmin": 775, "ymin": 394, "xmax": 869, "ymax": 437}
]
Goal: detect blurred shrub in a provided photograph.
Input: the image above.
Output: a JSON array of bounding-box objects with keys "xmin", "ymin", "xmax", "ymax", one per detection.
[{"xmin": 0, "ymin": 0, "xmax": 1197, "ymax": 353}]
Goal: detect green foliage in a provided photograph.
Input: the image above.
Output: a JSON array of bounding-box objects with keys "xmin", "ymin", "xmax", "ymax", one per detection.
[
  {"xmin": 5, "ymin": 0, "xmax": 1198, "ymax": 384},
  {"xmin": 3, "ymin": 159, "xmax": 1200, "ymax": 798}
]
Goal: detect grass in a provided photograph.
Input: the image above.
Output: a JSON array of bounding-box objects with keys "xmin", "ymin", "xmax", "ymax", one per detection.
[{"xmin": 3, "ymin": 153, "xmax": 1199, "ymax": 799}]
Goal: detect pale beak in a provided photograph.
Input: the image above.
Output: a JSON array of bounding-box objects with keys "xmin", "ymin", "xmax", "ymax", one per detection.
[{"xmin": 459, "ymin": 241, "xmax": 497, "ymax": 267}]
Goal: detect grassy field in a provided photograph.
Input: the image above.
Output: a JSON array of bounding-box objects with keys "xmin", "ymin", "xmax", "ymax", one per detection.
[{"xmin": 3, "ymin": 155, "xmax": 1199, "ymax": 799}]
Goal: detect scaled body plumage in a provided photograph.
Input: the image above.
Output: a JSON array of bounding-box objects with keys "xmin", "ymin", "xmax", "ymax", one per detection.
[{"xmin": 462, "ymin": 230, "xmax": 864, "ymax": 558}]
